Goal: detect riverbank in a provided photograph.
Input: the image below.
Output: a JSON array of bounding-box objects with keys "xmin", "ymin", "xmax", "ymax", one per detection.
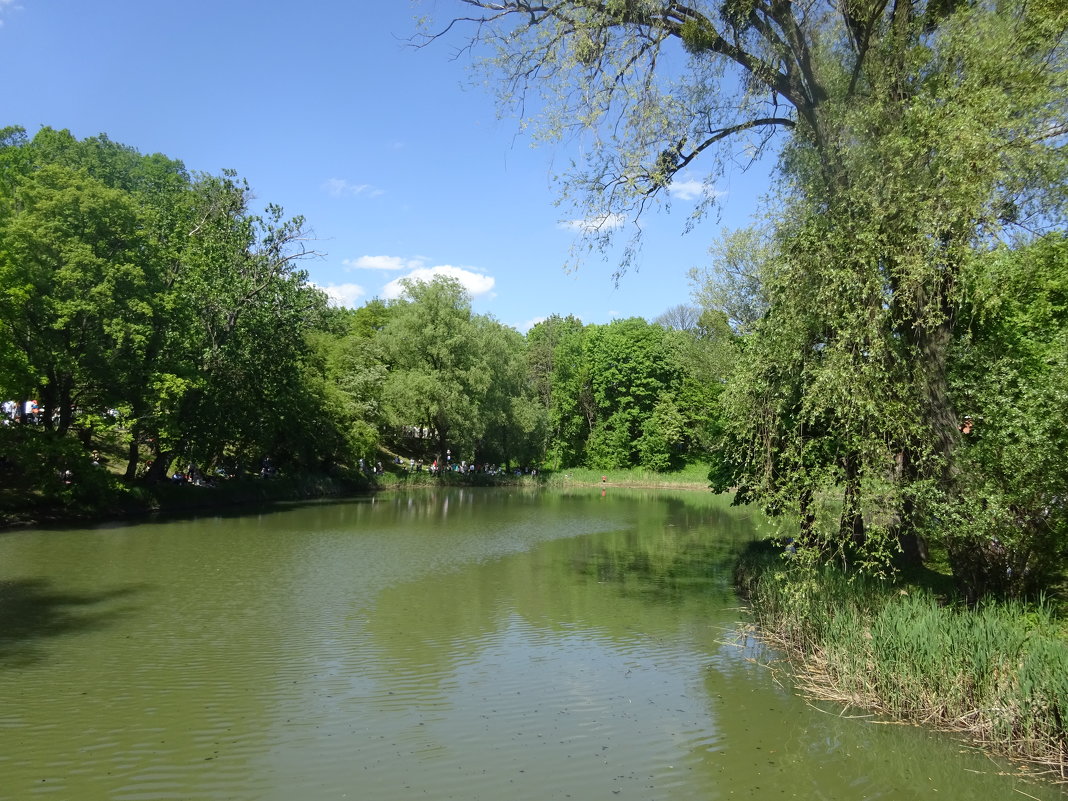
[
  {"xmin": 734, "ymin": 540, "xmax": 1068, "ymax": 784},
  {"xmin": 334, "ymin": 463, "xmax": 713, "ymax": 492},
  {"xmin": 537, "ymin": 464, "xmax": 712, "ymax": 490},
  {"xmin": 0, "ymin": 472, "xmax": 372, "ymax": 530},
  {"xmin": 0, "ymin": 463, "xmax": 716, "ymax": 529}
]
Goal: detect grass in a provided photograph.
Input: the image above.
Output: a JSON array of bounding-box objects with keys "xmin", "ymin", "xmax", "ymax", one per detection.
[
  {"xmin": 735, "ymin": 541, "xmax": 1068, "ymax": 783},
  {"xmin": 538, "ymin": 462, "xmax": 712, "ymax": 489}
]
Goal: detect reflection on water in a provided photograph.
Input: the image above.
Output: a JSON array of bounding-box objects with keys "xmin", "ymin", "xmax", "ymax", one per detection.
[{"xmin": 0, "ymin": 488, "xmax": 1061, "ymax": 801}]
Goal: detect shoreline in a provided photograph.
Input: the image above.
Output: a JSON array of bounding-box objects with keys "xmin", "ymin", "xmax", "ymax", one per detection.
[
  {"xmin": 734, "ymin": 542, "xmax": 1068, "ymax": 786},
  {"xmin": 0, "ymin": 470, "xmax": 717, "ymax": 531}
]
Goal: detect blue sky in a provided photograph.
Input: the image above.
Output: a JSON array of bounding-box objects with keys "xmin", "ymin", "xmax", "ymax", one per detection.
[{"xmin": 1, "ymin": 0, "xmax": 776, "ymax": 331}]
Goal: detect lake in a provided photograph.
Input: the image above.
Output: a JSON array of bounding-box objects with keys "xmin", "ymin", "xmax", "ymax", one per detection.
[{"xmin": 0, "ymin": 487, "xmax": 1061, "ymax": 800}]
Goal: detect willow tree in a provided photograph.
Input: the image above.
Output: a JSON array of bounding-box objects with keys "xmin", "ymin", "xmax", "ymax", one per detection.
[{"xmin": 427, "ymin": 1, "xmax": 1067, "ymax": 572}]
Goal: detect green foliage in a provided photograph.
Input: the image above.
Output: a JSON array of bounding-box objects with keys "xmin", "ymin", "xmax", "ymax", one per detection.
[
  {"xmin": 699, "ymin": 1, "xmax": 1066, "ymax": 587},
  {"xmin": 524, "ymin": 311, "xmax": 730, "ymax": 471},
  {"xmin": 689, "ymin": 227, "xmax": 772, "ymax": 336},
  {"xmin": 373, "ymin": 276, "xmax": 544, "ymax": 466},
  {"xmin": 584, "ymin": 317, "xmax": 684, "ymax": 468},
  {"xmin": 943, "ymin": 235, "xmax": 1068, "ymax": 598},
  {"xmin": 637, "ymin": 395, "xmax": 686, "ymax": 471},
  {"xmin": 0, "ymin": 128, "xmax": 333, "ymax": 486},
  {"xmin": 526, "ymin": 314, "xmax": 591, "ymax": 469},
  {"xmin": 0, "ymin": 162, "xmax": 158, "ymax": 424}
]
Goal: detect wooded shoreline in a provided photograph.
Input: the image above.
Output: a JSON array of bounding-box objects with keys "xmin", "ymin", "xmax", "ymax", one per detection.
[{"xmin": 0, "ymin": 465, "xmax": 716, "ymax": 531}]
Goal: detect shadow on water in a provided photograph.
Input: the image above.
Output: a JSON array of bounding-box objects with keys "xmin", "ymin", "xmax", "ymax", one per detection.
[
  {"xmin": 0, "ymin": 491, "xmax": 380, "ymax": 537},
  {"xmin": 0, "ymin": 578, "xmax": 146, "ymax": 667},
  {"xmin": 575, "ymin": 495, "xmax": 760, "ymax": 603}
]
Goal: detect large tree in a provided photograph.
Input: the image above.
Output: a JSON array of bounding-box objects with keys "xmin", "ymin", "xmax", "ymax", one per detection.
[
  {"xmin": 428, "ymin": 0, "xmax": 1067, "ymax": 572},
  {"xmin": 380, "ymin": 276, "xmax": 494, "ymax": 462},
  {"xmin": 585, "ymin": 317, "xmax": 684, "ymax": 468},
  {"xmin": 378, "ymin": 276, "xmax": 544, "ymax": 467},
  {"xmin": 0, "ymin": 128, "xmax": 183, "ymax": 440},
  {"xmin": 140, "ymin": 172, "xmax": 325, "ymax": 479},
  {"xmin": 944, "ymin": 234, "xmax": 1068, "ymax": 598}
]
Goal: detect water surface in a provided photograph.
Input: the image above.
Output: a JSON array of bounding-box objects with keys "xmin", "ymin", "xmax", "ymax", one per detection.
[{"xmin": 0, "ymin": 488, "xmax": 1060, "ymax": 800}]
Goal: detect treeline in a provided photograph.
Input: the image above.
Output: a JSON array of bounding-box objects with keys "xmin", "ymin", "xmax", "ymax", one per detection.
[
  {"xmin": 0, "ymin": 127, "xmax": 729, "ymax": 504},
  {"xmin": 321, "ymin": 293, "xmax": 731, "ymax": 473}
]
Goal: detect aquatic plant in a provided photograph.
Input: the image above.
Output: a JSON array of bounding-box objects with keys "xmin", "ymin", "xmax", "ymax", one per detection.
[{"xmin": 736, "ymin": 544, "xmax": 1068, "ymax": 781}]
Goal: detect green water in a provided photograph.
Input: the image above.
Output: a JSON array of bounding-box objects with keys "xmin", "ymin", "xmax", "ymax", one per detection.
[{"xmin": 0, "ymin": 487, "xmax": 1061, "ymax": 800}]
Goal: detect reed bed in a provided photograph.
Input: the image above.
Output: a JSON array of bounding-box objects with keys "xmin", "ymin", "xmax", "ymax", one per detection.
[{"xmin": 735, "ymin": 545, "xmax": 1068, "ymax": 782}]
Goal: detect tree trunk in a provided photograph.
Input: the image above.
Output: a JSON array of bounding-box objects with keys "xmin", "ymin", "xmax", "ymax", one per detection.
[
  {"xmin": 839, "ymin": 451, "xmax": 865, "ymax": 547},
  {"xmin": 56, "ymin": 378, "xmax": 73, "ymax": 435},
  {"xmin": 146, "ymin": 446, "xmax": 179, "ymax": 482},
  {"xmin": 124, "ymin": 423, "xmax": 141, "ymax": 481},
  {"xmin": 798, "ymin": 487, "xmax": 818, "ymax": 548}
]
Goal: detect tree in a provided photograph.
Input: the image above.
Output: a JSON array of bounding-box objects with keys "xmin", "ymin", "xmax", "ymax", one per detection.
[
  {"xmin": 0, "ymin": 159, "xmax": 162, "ymax": 435},
  {"xmin": 430, "ymin": 1, "xmax": 1067, "ymax": 576},
  {"xmin": 584, "ymin": 317, "xmax": 683, "ymax": 468},
  {"xmin": 380, "ymin": 276, "xmax": 489, "ymax": 461},
  {"xmin": 140, "ymin": 172, "xmax": 325, "ymax": 479},
  {"xmin": 472, "ymin": 315, "xmax": 546, "ymax": 466},
  {"xmin": 377, "ymin": 276, "xmax": 541, "ymax": 467},
  {"xmin": 312, "ymin": 301, "xmax": 394, "ymax": 468},
  {"xmin": 689, "ymin": 226, "xmax": 772, "ymax": 335},
  {"xmin": 0, "ymin": 127, "xmax": 338, "ymax": 494},
  {"xmin": 654, "ymin": 303, "xmax": 701, "ymax": 332}
]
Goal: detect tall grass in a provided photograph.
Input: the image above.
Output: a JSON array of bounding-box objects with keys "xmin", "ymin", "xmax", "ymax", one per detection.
[{"xmin": 736, "ymin": 543, "xmax": 1068, "ymax": 780}]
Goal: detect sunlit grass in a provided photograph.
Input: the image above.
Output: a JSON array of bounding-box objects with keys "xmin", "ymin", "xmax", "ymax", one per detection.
[
  {"xmin": 539, "ymin": 463, "xmax": 711, "ymax": 487},
  {"xmin": 372, "ymin": 462, "xmax": 713, "ymax": 490}
]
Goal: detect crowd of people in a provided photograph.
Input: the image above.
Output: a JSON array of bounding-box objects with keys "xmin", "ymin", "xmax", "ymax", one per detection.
[{"xmin": 2, "ymin": 399, "xmax": 42, "ymax": 425}]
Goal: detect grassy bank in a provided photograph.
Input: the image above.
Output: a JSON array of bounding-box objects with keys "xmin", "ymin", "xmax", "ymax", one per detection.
[
  {"xmin": 735, "ymin": 541, "xmax": 1068, "ymax": 782},
  {"xmin": 538, "ymin": 463, "xmax": 711, "ymax": 489}
]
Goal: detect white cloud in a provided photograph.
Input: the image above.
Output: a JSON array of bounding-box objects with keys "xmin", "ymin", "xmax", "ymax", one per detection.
[
  {"xmin": 0, "ymin": 0, "xmax": 21, "ymax": 24},
  {"xmin": 382, "ymin": 265, "xmax": 496, "ymax": 300},
  {"xmin": 519, "ymin": 316, "xmax": 546, "ymax": 333},
  {"xmin": 558, "ymin": 213, "xmax": 626, "ymax": 233},
  {"xmin": 321, "ymin": 178, "xmax": 383, "ymax": 199},
  {"xmin": 343, "ymin": 255, "xmax": 424, "ymax": 272},
  {"xmin": 318, "ymin": 282, "xmax": 366, "ymax": 308},
  {"xmin": 667, "ymin": 174, "xmax": 724, "ymax": 202}
]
